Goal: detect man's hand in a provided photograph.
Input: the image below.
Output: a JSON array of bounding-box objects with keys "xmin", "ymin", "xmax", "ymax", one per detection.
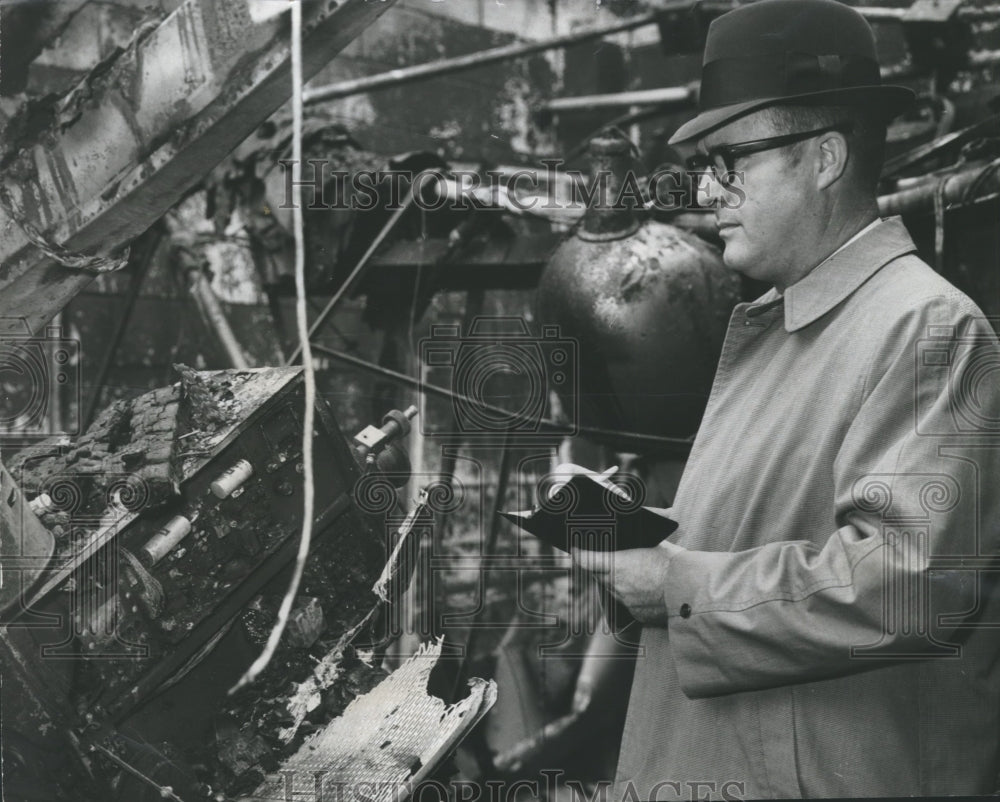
[{"xmin": 571, "ymin": 541, "xmax": 685, "ymax": 626}]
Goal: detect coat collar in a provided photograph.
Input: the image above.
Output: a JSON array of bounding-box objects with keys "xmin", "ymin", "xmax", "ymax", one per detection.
[{"xmin": 773, "ymin": 217, "xmax": 918, "ymax": 332}]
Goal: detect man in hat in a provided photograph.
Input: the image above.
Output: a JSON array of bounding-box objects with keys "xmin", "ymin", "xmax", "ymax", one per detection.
[{"xmin": 573, "ymin": 0, "xmax": 1000, "ymax": 797}]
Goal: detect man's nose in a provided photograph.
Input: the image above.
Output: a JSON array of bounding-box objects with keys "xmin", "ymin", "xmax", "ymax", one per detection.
[{"xmin": 695, "ymin": 170, "xmax": 727, "ymax": 207}]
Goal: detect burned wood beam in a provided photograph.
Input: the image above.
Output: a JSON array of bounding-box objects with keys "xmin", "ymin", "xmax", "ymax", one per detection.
[{"xmin": 0, "ymin": 0, "xmax": 398, "ymax": 337}]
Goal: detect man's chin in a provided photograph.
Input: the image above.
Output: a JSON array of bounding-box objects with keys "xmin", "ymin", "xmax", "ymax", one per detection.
[{"xmin": 721, "ymin": 246, "xmax": 753, "ymax": 275}]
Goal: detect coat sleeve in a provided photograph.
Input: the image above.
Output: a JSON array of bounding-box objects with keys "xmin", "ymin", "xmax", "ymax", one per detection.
[{"xmin": 664, "ymin": 293, "xmax": 1000, "ymax": 699}]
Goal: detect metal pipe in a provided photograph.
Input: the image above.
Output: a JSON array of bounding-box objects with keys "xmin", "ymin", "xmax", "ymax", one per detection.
[
  {"xmin": 823, "ymin": 4, "xmax": 1000, "ymax": 20},
  {"xmin": 878, "ymin": 159, "xmax": 1000, "ymax": 217},
  {"xmin": 47, "ymin": 312, "xmax": 64, "ymax": 436},
  {"xmin": 188, "ymin": 270, "xmax": 251, "ymax": 370},
  {"xmin": 302, "ymin": 0, "xmax": 960, "ymax": 109},
  {"xmin": 968, "ymin": 48, "xmax": 1000, "ymax": 67},
  {"xmin": 958, "ymin": 4, "xmax": 1000, "ymax": 19},
  {"xmin": 541, "ymin": 63, "xmax": 908, "ymax": 116},
  {"xmin": 858, "ymin": 6, "xmax": 908, "ymax": 21},
  {"xmin": 539, "ymin": 85, "xmax": 696, "ymax": 114},
  {"xmin": 83, "ymin": 227, "xmax": 163, "ymax": 430},
  {"xmin": 303, "ymin": 8, "xmax": 669, "ymax": 105}
]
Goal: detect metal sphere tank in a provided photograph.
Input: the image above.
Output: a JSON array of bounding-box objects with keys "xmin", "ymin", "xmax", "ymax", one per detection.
[{"xmin": 537, "ymin": 133, "xmax": 740, "ymax": 450}]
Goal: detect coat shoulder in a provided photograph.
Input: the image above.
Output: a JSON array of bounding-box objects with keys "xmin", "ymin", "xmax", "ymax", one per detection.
[{"xmin": 861, "ymin": 253, "xmax": 986, "ymax": 326}]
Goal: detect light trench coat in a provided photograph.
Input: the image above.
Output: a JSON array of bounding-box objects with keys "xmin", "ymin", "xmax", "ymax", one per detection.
[{"xmin": 614, "ymin": 218, "xmax": 1000, "ymax": 799}]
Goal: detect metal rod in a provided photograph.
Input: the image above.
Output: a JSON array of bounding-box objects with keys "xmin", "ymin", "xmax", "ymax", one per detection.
[
  {"xmin": 968, "ymin": 48, "xmax": 1000, "ymax": 67},
  {"xmin": 540, "ymin": 86, "xmax": 696, "ymax": 114},
  {"xmin": 858, "ymin": 6, "xmax": 908, "ymax": 20},
  {"xmin": 303, "ymin": 8, "xmax": 668, "ymax": 105},
  {"xmin": 188, "ymin": 270, "xmax": 250, "ymax": 369},
  {"xmin": 89, "ymin": 742, "xmax": 185, "ymax": 802},
  {"xmin": 284, "ymin": 176, "xmax": 423, "ymax": 365},
  {"xmin": 542, "ymin": 61, "xmax": 910, "ymax": 117},
  {"xmin": 309, "ymin": 342, "xmax": 695, "ymax": 455},
  {"xmin": 83, "ymin": 227, "xmax": 163, "ymax": 430},
  {"xmin": 453, "ymin": 433, "xmax": 514, "ymax": 667},
  {"xmin": 427, "ymin": 287, "xmax": 485, "ymax": 704},
  {"xmin": 957, "ymin": 4, "xmax": 1000, "ymax": 19}
]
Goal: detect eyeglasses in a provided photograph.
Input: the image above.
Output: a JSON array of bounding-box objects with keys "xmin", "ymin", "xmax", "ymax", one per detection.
[{"xmin": 686, "ymin": 123, "xmax": 854, "ymax": 185}]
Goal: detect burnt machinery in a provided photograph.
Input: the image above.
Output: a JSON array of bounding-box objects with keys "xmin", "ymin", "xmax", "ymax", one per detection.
[{"xmin": 0, "ymin": 366, "xmax": 417, "ymax": 800}]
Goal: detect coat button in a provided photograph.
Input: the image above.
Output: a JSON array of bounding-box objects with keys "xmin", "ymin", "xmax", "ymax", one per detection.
[{"xmin": 679, "ymin": 603, "xmax": 692, "ymax": 618}]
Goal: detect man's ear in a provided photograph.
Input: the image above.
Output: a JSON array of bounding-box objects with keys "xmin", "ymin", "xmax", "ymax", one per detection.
[{"xmin": 815, "ymin": 131, "xmax": 849, "ymax": 190}]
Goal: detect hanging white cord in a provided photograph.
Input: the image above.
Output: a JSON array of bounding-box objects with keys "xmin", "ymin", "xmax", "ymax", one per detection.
[{"xmin": 231, "ymin": 0, "xmax": 315, "ymax": 694}]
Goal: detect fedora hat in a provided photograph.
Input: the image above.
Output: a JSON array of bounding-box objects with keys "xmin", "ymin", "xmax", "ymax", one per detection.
[{"xmin": 669, "ymin": 0, "xmax": 915, "ymax": 144}]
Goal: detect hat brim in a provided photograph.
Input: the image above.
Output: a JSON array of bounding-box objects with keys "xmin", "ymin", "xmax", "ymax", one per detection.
[{"xmin": 668, "ymin": 85, "xmax": 916, "ymax": 144}]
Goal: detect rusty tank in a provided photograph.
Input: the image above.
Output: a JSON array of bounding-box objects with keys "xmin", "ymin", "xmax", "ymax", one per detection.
[{"xmin": 537, "ymin": 131, "xmax": 740, "ymax": 450}]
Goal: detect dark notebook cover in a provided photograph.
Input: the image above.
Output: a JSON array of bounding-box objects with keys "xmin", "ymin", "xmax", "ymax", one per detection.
[{"xmin": 499, "ymin": 466, "xmax": 678, "ymax": 554}]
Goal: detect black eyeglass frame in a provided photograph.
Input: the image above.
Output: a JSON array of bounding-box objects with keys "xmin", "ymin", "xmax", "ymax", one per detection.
[{"xmin": 686, "ymin": 122, "xmax": 855, "ymax": 185}]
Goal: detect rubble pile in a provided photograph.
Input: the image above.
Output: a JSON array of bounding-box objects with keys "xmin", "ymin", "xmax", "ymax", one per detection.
[
  {"xmin": 8, "ymin": 365, "xmax": 248, "ymax": 558},
  {"xmin": 5, "ymin": 364, "xmax": 394, "ymax": 799},
  {"xmin": 9, "ymin": 383, "xmax": 183, "ymax": 557}
]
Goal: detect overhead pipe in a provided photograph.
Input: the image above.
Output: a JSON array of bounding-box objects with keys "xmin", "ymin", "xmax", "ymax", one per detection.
[
  {"xmin": 539, "ymin": 85, "xmax": 696, "ymax": 114},
  {"xmin": 540, "ymin": 61, "xmax": 915, "ymax": 115},
  {"xmin": 304, "ymin": 7, "xmax": 674, "ymax": 105},
  {"xmin": 303, "ymin": 0, "xmax": 1000, "ymax": 109},
  {"xmin": 878, "ymin": 159, "xmax": 1000, "ymax": 217}
]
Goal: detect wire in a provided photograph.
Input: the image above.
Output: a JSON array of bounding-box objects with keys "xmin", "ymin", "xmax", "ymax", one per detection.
[
  {"xmin": 231, "ymin": 0, "xmax": 315, "ymax": 695},
  {"xmin": 90, "ymin": 743, "xmax": 186, "ymax": 802},
  {"xmin": 0, "ymin": 182, "xmax": 130, "ymax": 273},
  {"xmin": 309, "ymin": 342, "xmax": 695, "ymax": 455},
  {"xmin": 284, "ymin": 173, "xmax": 426, "ymax": 366},
  {"xmin": 561, "ymin": 104, "xmax": 682, "ymax": 166}
]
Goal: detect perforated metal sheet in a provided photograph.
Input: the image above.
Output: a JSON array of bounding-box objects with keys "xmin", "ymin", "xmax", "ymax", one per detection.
[{"xmin": 247, "ymin": 639, "xmax": 497, "ymax": 802}]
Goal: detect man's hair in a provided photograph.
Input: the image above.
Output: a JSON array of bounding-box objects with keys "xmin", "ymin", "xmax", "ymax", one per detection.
[{"xmin": 757, "ymin": 104, "xmax": 887, "ymax": 193}]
